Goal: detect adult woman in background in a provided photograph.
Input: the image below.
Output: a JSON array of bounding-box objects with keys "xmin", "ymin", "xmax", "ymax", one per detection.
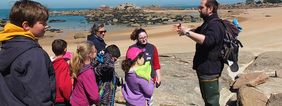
[{"xmin": 128, "ymin": 28, "xmax": 162, "ymax": 105}]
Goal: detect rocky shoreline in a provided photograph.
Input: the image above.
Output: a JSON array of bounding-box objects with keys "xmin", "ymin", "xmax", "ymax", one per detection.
[
  {"xmin": 0, "ymin": 18, "xmax": 8, "ymax": 31},
  {"xmin": 48, "ymin": 3, "xmax": 282, "ymax": 28},
  {"xmin": 1, "ymin": 3, "xmax": 281, "ymax": 31},
  {"xmin": 50, "ymin": 3, "xmax": 202, "ymax": 27}
]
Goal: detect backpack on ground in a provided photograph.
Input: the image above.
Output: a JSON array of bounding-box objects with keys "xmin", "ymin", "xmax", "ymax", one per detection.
[{"xmin": 219, "ymin": 18, "xmax": 243, "ymax": 72}]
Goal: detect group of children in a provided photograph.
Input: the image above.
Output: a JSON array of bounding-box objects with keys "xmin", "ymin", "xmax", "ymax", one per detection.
[
  {"xmin": 50, "ymin": 39, "xmax": 121, "ymax": 106},
  {"xmin": 51, "ymin": 39, "xmax": 155, "ymax": 106},
  {"xmin": 0, "ymin": 0, "xmax": 158, "ymax": 105}
]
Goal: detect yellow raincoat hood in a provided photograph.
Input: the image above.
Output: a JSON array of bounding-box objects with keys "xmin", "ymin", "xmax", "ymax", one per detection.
[{"xmin": 0, "ymin": 23, "xmax": 36, "ymax": 42}]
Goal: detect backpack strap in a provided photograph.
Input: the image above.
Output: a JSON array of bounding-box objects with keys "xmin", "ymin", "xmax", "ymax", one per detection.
[{"xmin": 205, "ymin": 18, "xmax": 225, "ymax": 61}]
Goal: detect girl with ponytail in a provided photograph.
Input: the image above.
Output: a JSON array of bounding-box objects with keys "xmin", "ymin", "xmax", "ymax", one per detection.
[{"xmin": 70, "ymin": 41, "xmax": 100, "ymax": 106}]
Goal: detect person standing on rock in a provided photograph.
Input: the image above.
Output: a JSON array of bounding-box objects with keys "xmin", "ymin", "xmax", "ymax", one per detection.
[
  {"xmin": 128, "ymin": 28, "xmax": 161, "ymax": 105},
  {"xmin": 87, "ymin": 22, "xmax": 107, "ymax": 53},
  {"xmin": 173, "ymin": 0, "xmax": 225, "ymax": 106}
]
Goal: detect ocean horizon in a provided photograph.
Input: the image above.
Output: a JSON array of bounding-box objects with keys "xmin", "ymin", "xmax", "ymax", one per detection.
[
  {"xmin": 1, "ymin": 1, "xmax": 241, "ymax": 31},
  {"xmin": 0, "ymin": 5, "xmax": 198, "ymax": 31},
  {"xmin": 0, "ymin": 8, "xmax": 92, "ymax": 31},
  {"xmin": 0, "ymin": 0, "xmax": 244, "ymax": 30}
]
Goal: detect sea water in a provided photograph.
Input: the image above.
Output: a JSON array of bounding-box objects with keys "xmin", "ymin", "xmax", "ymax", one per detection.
[{"xmin": 0, "ymin": 6, "xmax": 197, "ymax": 32}]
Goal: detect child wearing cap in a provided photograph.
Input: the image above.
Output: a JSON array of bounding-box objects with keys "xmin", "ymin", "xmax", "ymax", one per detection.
[{"xmin": 121, "ymin": 47, "xmax": 154, "ymax": 106}]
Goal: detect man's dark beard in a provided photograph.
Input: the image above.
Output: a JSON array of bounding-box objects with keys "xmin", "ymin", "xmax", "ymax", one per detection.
[{"xmin": 200, "ymin": 13, "xmax": 207, "ymax": 19}]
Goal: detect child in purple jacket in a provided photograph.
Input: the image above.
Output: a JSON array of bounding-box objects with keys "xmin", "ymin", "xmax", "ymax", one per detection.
[
  {"xmin": 121, "ymin": 47, "xmax": 154, "ymax": 106},
  {"xmin": 70, "ymin": 41, "xmax": 100, "ymax": 106}
]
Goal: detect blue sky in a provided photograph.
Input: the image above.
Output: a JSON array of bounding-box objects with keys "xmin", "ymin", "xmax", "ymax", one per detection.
[{"xmin": 0, "ymin": 0, "xmax": 245, "ymax": 9}]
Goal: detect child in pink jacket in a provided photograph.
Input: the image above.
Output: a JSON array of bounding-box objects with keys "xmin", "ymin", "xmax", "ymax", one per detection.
[{"xmin": 70, "ymin": 42, "xmax": 100, "ymax": 106}]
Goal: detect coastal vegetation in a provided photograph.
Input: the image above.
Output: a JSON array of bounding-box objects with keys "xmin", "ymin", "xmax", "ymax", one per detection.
[{"xmin": 0, "ymin": 19, "xmax": 7, "ymax": 31}]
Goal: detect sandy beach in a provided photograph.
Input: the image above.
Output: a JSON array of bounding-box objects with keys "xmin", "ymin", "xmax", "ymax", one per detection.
[{"xmin": 41, "ymin": 7, "xmax": 282, "ymax": 58}]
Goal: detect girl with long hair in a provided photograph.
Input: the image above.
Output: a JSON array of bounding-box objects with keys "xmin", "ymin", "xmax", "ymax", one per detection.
[{"xmin": 70, "ymin": 41, "xmax": 100, "ymax": 106}]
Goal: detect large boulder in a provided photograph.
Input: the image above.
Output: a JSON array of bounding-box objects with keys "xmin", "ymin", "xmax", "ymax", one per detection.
[
  {"xmin": 231, "ymin": 72, "xmax": 269, "ymax": 89},
  {"xmin": 245, "ymin": 51, "xmax": 282, "ymax": 75},
  {"xmin": 276, "ymin": 70, "xmax": 282, "ymax": 78},
  {"xmin": 256, "ymin": 78, "xmax": 282, "ymax": 99},
  {"xmin": 266, "ymin": 93, "xmax": 282, "ymax": 106},
  {"xmin": 236, "ymin": 51, "xmax": 282, "ymax": 106},
  {"xmin": 238, "ymin": 86, "xmax": 268, "ymax": 106},
  {"xmin": 73, "ymin": 33, "xmax": 86, "ymax": 39}
]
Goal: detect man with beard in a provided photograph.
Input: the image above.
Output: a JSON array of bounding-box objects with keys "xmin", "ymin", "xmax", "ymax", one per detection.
[{"xmin": 173, "ymin": 0, "xmax": 225, "ymax": 106}]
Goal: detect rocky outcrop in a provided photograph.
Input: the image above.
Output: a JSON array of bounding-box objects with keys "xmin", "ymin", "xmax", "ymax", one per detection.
[
  {"xmin": 244, "ymin": 51, "xmax": 282, "ymax": 74},
  {"xmin": 266, "ymin": 93, "xmax": 282, "ymax": 106},
  {"xmin": 47, "ymin": 3, "xmax": 281, "ymax": 28},
  {"xmin": 73, "ymin": 33, "xmax": 86, "ymax": 39},
  {"xmin": 115, "ymin": 3, "xmax": 140, "ymax": 10},
  {"xmin": 50, "ymin": 3, "xmax": 203, "ymax": 27},
  {"xmin": 220, "ymin": 3, "xmax": 282, "ymax": 9},
  {"xmin": 230, "ymin": 51, "xmax": 282, "ymax": 106},
  {"xmin": 0, "ymin": 18, "xmax": 8, "ymax": 30},
  {"xmin": 84, "ymin": 9, "xmax": 201, "ymax": 27},
  {"xmin": 231, "ymin": 72, "xmax": 269, "ymax": 89},
  {"xmin": 46, "ymin": 28, "xmax": 63, "ymax": 33},
  {"xmin": 238, "ymin": 86, "xmax": 268, "ymax": 106},
  {"xmin": 48, "ymin": 19, "xmax": 66, "ymax": 23}
]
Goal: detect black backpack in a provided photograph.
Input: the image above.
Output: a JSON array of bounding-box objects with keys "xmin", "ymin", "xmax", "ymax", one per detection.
[{"xmin": 219, "ymin": 19, "xmax": 243, "ymax": 72}]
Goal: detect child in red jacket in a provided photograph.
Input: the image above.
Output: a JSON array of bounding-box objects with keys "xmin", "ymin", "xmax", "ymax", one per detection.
[{"xmin": 52, "ymin": 39, "xmax": 72, "ymax": 106}]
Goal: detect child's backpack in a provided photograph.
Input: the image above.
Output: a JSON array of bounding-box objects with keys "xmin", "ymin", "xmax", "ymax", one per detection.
[
  {"xmin": 91, "ymin": 52, "xmax": 122, "ymax": 105},
  {"xmin": 219, "ymin": 18, "xmax": 243, "ymax": 72}
]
